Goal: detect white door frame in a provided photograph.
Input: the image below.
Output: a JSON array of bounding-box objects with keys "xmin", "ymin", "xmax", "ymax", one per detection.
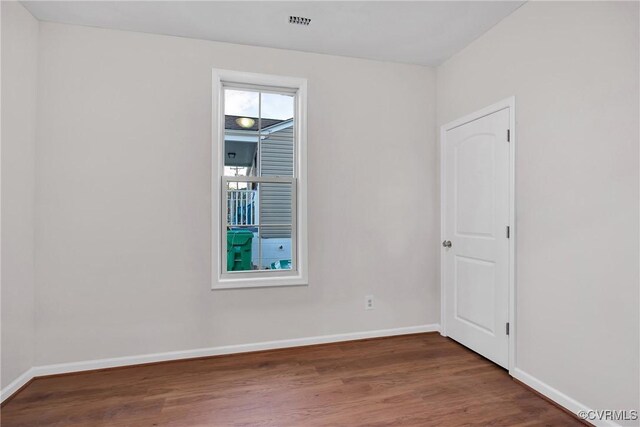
[{"xmin": 440, "ymin": 96, "xmax": 516, "ymax": 372}]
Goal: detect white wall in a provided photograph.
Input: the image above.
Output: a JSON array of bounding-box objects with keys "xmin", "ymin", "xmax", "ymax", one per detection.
[
  {"xmin": 437, "ymin": 1, "xmax": 639, "ymax": 416},
  {"xmin": 35, "ymin": 22, "xmax": 439, "ymax": 366},
  {"xmin": 1, "ymin": 2, "xmax": 38, "ymax": 388}
]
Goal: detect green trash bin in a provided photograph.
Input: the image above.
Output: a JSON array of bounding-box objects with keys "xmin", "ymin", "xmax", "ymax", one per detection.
[{"xmin": 227, "ymin": 230, "xmax": 254, "ymax": 271}]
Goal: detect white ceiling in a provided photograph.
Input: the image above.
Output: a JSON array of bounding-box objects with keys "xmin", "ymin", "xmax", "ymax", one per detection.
[{"xmin": 21, "ymin": 1, "xmax": 525, "ymax": 66}]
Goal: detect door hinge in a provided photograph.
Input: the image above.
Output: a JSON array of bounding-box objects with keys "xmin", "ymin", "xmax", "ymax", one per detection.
[
  {"xmin": 506, "ymin": 226, "xmax": 510, "ymax": 238},
  {"xmin": 506, "ymin": 322, "xmax": 510, "ymax": 335},
  {"xmin": 507, "ymin": 129, "xmax": 511, "ymax": 142}
]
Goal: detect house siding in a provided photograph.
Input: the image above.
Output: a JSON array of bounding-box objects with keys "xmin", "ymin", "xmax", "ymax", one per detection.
[{"xmin": 260, "ymin": 125, "xmax": 293, "ymax": 239}]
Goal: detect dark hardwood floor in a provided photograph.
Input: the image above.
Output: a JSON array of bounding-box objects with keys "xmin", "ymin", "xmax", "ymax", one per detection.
[{"xmin": 1, "ymin": 333, "xmax": 582, "ymax": 426}]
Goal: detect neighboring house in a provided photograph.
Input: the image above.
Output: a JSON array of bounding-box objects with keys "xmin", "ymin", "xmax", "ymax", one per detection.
[{"xmin": 225, "ymin": 115, "xmax": 293, "ymax": 268}]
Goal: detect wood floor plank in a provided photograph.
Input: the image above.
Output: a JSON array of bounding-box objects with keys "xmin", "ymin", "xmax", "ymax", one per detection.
[{"xmin": 0, "ymin": 334, "xmax": 584, "ymax": 426}]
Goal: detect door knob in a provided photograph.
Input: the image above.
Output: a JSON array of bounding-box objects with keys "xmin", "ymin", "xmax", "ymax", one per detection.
[{"xmin": 442, "ymin": 240, "xmax": 452, "ymax": 248}]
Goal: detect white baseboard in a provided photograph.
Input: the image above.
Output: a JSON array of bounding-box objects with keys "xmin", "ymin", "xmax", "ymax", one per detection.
[
  {"xmin": 511, "ymin": 368, "xmax": 619, "ymax": 427},
  {"xmin": 0, "ymin": 368, "xmax": 35, "ymax": 403},
  {"xmin": 2, "ymin": 324, "xmax": 439, "ymax": 403}
]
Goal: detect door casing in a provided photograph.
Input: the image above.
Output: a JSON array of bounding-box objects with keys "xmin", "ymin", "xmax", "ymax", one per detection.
[{"xmin": 440, "ymin": 96, "xmax": 516, "ymax": 373}]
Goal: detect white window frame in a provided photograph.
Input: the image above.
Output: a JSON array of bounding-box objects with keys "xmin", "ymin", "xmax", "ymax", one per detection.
[{"xmin": 212, "ymin": 69, "xmax": 308, "ymax": 290}]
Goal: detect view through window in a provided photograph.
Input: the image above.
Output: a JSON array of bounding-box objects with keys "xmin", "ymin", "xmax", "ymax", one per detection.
[{"xmin": 223, "ymin": 86, "xmax": 296, "ymax": 273}]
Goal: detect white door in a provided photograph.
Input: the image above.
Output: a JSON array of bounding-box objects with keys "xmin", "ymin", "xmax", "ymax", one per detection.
[{"xmin": 442, "ymin": 107, "xmax": 511, "ymax": 368}]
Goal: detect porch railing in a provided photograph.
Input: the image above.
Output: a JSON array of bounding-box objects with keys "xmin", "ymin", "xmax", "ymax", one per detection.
[{"xmin": 227, "ymin": 189, "xmax": 258, "ymax": 226}]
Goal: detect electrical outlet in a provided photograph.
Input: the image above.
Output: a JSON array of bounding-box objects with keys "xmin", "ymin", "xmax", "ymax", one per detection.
[{"xmin": 365, "ymin": 295, "xmax": 374, "ymax": 310}]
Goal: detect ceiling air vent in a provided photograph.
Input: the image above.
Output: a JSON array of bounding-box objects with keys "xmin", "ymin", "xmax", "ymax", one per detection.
[{"xmin": 289, "ymin": 16, "xmax": 311, "ymax": 26}]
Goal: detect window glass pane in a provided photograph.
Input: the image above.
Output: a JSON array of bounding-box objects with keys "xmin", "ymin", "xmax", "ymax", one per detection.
[
  {"xmin": 225, "ymin": 89, "xmax": 259, "ymax": 117},
  {"xmin": 260, "ymin": 92, "xmax": 294, "ymax": 122},
  {"xmin": 259, "ymin": 181, "xmax": 292, "ymax": 231},
  {"xmin": 223, "ymin": 132, "xmax": 258, "ymax": 177},
  {"xmin": 224, "ymin": 89, "xmax": 259, "ymax": 177},
  {"xmin": 258, "ymin": 226, "xmax": 292, "ymax": 271},
  {"xmin": 226, "ymin": 181, "xmax": 258, "ymax": 228},
  {"xmin": 260, "ymin": 93, "xmax": 295, "ymax": 177},
  {"xmin": 226, "ymin": 180, "xmax": 258, "ymax": 272},
  {"xmin": 225, "ymin": 181, "xmax": 294, "ymax": 272},
  {"xmin": 258, "ymin": 182, "xmax": 293, "ymax": 270}
]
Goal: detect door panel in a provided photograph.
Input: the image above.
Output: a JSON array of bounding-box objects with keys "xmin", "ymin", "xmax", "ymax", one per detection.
[
  {"xmin": 443, "ymin": 108, "xmax": 510, "ymax": 368},
  {"xmin": 455, "ymin": 137, "xmax": 495, "ymax": 236},
  {"xmin": 455, "ymin": 255, "xmax": 496, "ymax": 334}
]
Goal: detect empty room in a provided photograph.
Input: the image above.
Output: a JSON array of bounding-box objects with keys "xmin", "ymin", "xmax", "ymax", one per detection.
[{"xmin": 1, "ymin": 1, "xmax": 638, "ymax": 426}]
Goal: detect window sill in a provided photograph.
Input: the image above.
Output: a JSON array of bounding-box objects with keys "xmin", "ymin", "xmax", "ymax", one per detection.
[{"xmin": 212, "ymin": 274, "xmax": 308, "ymax": 290}]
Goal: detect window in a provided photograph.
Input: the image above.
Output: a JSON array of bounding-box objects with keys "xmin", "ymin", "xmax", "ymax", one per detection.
[{"xmin": 212, "ymin": 70, "xmax": 307, "ymax": 289}]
